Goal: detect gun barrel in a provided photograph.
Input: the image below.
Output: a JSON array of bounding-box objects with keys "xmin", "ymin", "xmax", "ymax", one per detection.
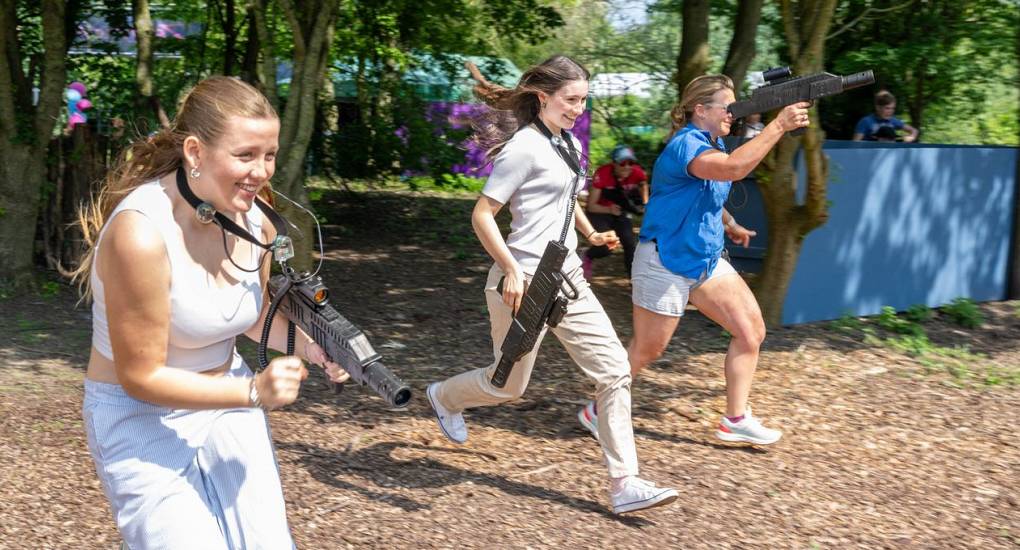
[
  {"xmin": 842, "ymin": 70, "xmax": 875, "ymax": 91},
  {"xmin": 361, "ymin": 360, "xmax": 412, "ymax": 408}
]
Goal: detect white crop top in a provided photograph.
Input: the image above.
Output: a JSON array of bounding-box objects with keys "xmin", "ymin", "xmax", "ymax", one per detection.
[{"xmin": 90, "ymin": 180, "xmax": 265, "ymax": 372}]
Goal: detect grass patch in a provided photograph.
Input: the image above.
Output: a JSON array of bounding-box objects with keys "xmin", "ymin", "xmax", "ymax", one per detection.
[
  {"xmin": 828, "ymin": 304, "xmax": 1016, "ymax": 387},
  {"xmin": 941, "ymin": 298, "xmax": 984, "ymax": 328}
]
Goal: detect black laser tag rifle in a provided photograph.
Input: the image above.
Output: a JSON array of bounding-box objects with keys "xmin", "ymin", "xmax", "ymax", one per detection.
[
  {"xmin": 491, "ymin": 241, "xmax": 579, "ymax": 387},
  {"xmin": 264, "ymin": 272, "xmax": 412, "ymax": 408},
  {"xmin": 600, "ymin": 185, "xmax": 645, "ymax": 216},
  {"xmin": 727, "ymin": 66, "xmax": 876, "ymax": 134}
]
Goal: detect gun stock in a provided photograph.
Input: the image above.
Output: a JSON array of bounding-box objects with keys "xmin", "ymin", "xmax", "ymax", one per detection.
[
  {"xmin": 268, "ymin": 274, "xmax": 412, "ymax": 408},
  {"xmin": 490, "ymin": 241, "xmax": 571, "ymax": 388}
]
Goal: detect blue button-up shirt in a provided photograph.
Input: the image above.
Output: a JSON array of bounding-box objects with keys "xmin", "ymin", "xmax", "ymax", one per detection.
[{"xmin": 638, "ymin": 123, "xmax": 731, "ymax": 279}]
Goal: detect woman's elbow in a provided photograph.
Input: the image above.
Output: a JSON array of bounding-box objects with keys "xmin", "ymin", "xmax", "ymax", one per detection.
[
  {"xmin": 118, "ymin": 374, "xmax": 149, "ymax": 401},
  {"xmin": 728, "ymin": 159, "xmax": 759, "ymax": 181},
  {"xmin": 117, "ymin": 365, "xmax": 156, "ymax": 400}
]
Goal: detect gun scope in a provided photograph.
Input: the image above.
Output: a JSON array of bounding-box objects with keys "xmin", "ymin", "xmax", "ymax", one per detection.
[
  {"xmin": 762, "ymin": 66, "xmax": 792, "ymax": 83},
  {"xmin": 295, "ymin": 274, "xmax": 330, "ymax": 305}
]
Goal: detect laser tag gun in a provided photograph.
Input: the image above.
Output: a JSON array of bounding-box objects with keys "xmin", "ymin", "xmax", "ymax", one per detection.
[
  {"xmin": 265, "ymin": 273, "xmax": 412, "ymax": 408},
  {"xmin": 728, "ymin": 66, "xmax": 876, "ymax": 134},
  {"xmin": 490, "ymin": 241, "xmax": 579, "ymax": 388},
  {"xmin": 600, "ymin": 185, "xmax": 645, "ymax": 216}
]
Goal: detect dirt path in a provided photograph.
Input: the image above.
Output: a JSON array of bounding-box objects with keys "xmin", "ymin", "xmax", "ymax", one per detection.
[{"xmin": 1, "ymin": 187, "xmax": 1018, "ymax": 549}]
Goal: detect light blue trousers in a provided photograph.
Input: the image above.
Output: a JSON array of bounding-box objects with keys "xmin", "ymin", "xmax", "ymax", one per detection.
[{"xmin": 83, "ymin": 353, "xmax": 295, "ymax": 549}]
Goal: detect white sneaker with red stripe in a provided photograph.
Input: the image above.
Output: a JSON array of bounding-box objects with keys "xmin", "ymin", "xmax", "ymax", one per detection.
[
  {"xmin": 577, "ymin": 401, "xmax": 599, "ymax": 440},
  {"xmin": 715, "ymin": 407, "xmax": 782, "ymax": 445}
]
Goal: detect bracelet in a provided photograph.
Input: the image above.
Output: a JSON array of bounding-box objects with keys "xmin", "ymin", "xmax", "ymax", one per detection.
[
  {"xmin": 585, "ymin": 229, "xmax": 597, "ymax": 240},
  {"xmin": 248, "ymin": 374, "xmax": 264, "ymax": 409}
]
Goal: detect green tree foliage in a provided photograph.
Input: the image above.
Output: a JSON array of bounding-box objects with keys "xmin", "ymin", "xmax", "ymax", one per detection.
[{"xmin": 823, "ymin": 0, "xmax": 1019, "ymax": 144}]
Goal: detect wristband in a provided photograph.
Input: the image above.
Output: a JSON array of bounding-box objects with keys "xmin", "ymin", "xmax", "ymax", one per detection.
[{"xmin": 586, "ymin": 229, "xmax": 597, "ymax": 240}]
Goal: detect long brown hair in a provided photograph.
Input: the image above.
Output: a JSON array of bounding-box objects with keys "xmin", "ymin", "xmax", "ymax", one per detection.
[
  {"xmin": 469, "ymin": 55, "xmax": 590, "ymax": 161},
  {"xmin": 668, "ymin": 74, "xmax": 734, "ymax": 136},
  {"xmin": 71, "ymin": 76, "xmax": 278, "ymax": 299}
]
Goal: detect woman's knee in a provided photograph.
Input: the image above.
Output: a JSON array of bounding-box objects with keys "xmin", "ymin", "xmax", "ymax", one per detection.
[
  {"xmin": 594, "ymin": 366, "xmax": 632, "ymax": 396},
  {"xmin": 630, "ymin": 338, "xmax": 667, "ymax": 366},
  {"xmin": 732, "ymin": 316, "xmax": 766, "ymax": 349},
  {"xmin": 486, "ymin": 376, "xmax": 530, "ymax": 401}
]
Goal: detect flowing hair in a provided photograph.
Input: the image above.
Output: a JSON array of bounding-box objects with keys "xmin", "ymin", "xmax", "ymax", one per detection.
[
  {"xmin": 668, "ymin": 74, "xmax": 735, "ymax": 137},
  {"xmin": 468, "ymin": 55, "xmax": 590, "ymax": 162},
  {"xmin": 71, "ymin": 76, "xmax": 278, "ymax": 300}
]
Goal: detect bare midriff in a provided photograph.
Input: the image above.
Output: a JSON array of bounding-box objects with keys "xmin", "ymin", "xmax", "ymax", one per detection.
[{"xmin": 85, "ymin": 347, "xmax": 232, "ymax": 384}]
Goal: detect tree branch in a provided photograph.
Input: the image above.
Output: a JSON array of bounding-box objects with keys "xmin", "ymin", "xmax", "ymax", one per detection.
[
  {"xmin": 34, "ymin": 0, "xmax": 67, "ymax": 142},
  {"xmin": 827, "ymin": 0, "xmax": 915, "ymax": 41},
  {"xmin": 780, "ymin": 0, "xmax": 800, "ymax": 61}
]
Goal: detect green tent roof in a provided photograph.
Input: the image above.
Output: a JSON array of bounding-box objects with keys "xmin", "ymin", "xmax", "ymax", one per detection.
[{"xmin": 330, "ymin": 53, "xmax": 521, "ymax": 102}]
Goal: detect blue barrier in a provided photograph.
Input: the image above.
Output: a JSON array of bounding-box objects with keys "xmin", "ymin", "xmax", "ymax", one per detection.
[{"xmin": 723, "ymin": 141, "xmax": 1018, "ymax": 325}]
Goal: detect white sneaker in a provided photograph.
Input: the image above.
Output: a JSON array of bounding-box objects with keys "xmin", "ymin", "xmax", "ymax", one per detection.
[
  {"xmin": 577, "ymin": 401, "xmax": 599, "ymax": 441},
  {"xmin": 716, "ymin": 407, "xmax": 782, "ymax": 445},
  {"xmin": 426, "ymin": 382, "xmax": 467, "ymax": 444},
  {"xmin": 611, "ymin": 477, "xmax": 679, "ymax": 514}
]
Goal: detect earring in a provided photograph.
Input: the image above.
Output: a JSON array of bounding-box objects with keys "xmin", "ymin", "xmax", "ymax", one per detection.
[{"xmin": 190, "ymin": 166, "xmax": 201, "ymax": 179}]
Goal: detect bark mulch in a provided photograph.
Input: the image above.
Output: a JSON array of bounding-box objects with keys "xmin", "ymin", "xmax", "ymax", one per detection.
[{"xmin": 1, "ymin": 187, "xmax": 1017, "ymax": 549}]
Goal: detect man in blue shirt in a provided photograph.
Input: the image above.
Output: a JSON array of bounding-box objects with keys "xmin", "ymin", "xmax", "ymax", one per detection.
[{"xmin": 853, "ymin": 90, "xmax": 919, "ymax": 142}]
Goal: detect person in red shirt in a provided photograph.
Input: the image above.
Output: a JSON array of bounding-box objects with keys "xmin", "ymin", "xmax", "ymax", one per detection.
[{"xmin": 583, "ymin": 144, "xmax": 649, "ymax": 279}]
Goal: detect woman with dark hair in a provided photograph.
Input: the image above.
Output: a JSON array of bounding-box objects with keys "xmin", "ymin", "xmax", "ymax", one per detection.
[
  {"xmin": 576, "ymin": 74, "xmax": 809, "ymax": 446},
  {"xmin": 425, "ymin": 55, "xmax": 678, "ymax": 515},
  {"xmin": 73, "ymin": 76, "xmax": 348, "ymax": 547}
]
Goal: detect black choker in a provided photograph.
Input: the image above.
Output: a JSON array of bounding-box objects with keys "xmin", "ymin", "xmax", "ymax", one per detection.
[{"xmin": 175, "ymin": 166, "xmax": 294, "ymax": 266}]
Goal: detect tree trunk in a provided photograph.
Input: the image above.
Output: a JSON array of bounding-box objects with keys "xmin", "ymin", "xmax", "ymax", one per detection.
[
  {"xmin": 0, "ymin": 147, "xmax": 45, "ymax": 286},
  {"xmin": 133, "ymin": 0, "xmax": 169, "ymax": 128},
  {"xmin": 253, "ymin": 0, "xmax": 338, "ymax": 271},
  {"xmin": 219, "ymin": 0, "xmax": 238, "ymax": 75},
  {"xmin": 1009, "ymin": 113, "xmax": 1020, "ymax": 299},
  {"xmin": 0, "ymin": 0, "xmax": 68, "ymax": 287},
  {"xmin": 752, "ymin": 0, "xmax": 838, "ymax": 326},
  {"xmin": 240, "ymin": 9, "xmax": 260, "ymax": 84},
  {"xmin": 249, "ymin": 0, "xmax": 278, "ymax": 110},
  {"xmin": 721, "ymin": 0, "xmax": 764, "ymax": 91},
  {"xmin": 675, "ymin": 0, "xmax": 710, "ymax": 95}
]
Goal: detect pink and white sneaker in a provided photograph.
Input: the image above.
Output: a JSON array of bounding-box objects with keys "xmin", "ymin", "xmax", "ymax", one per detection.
[
  {"xmin": 716, "ymin": 407, "xmax": 782, "ymax": 445},
  {"xmin": 577, "ymin": 401, "xmax": 599, "ymax": 440}
]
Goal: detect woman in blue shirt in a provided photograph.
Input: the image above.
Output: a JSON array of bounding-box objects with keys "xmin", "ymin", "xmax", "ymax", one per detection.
[{"xmin": 577, "ymin": 75, "xmax": 809, "ymax": 446}]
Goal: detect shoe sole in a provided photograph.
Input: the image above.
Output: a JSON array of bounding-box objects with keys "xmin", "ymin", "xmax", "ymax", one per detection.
[
  {"xmin": 613, "ymin": 489, "xmax": 679, "ymax": 514},
  {"xmin": 577, "ymin": 409, "xmax": 599, "ymax": 441},
  {"xmin": 715, "ymin": 430, "xmax": 782, "ymax": 445},
  {"xmin": 427, "ymin": 383, "xmax": 467, "ymax": 444}
]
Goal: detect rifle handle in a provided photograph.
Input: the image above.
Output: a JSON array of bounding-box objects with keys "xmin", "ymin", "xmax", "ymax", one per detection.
[{"xmin": 329, "ymin": 380, "xmax": 345, "ymax": 394}]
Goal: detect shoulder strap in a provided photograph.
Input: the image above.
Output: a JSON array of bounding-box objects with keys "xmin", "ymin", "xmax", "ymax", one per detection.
[{"xmin": 532, "ymin": 118, "xmax": 583, "ymax": 176}]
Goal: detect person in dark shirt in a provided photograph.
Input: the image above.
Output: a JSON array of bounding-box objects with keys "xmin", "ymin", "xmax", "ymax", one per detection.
[{"xmin": 853, "ymin": 90, "xmax": 918, "ymax": 142}]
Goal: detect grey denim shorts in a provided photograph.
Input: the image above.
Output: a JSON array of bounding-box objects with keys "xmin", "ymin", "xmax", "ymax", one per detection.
[{"xmin": 631, "ymin": 240, "xmax": 737, "ymax": 317}]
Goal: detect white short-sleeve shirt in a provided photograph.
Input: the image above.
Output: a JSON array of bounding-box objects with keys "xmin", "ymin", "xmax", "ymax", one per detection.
[{"xmin": 481, "ymin": 125, "xmax": 584, "ymax": 276}]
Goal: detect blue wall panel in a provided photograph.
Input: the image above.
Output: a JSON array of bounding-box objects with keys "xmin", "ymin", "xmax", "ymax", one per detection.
[{"xmin": 725, "ymin": 141, "xmax": 1017, "ymax": 325}]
